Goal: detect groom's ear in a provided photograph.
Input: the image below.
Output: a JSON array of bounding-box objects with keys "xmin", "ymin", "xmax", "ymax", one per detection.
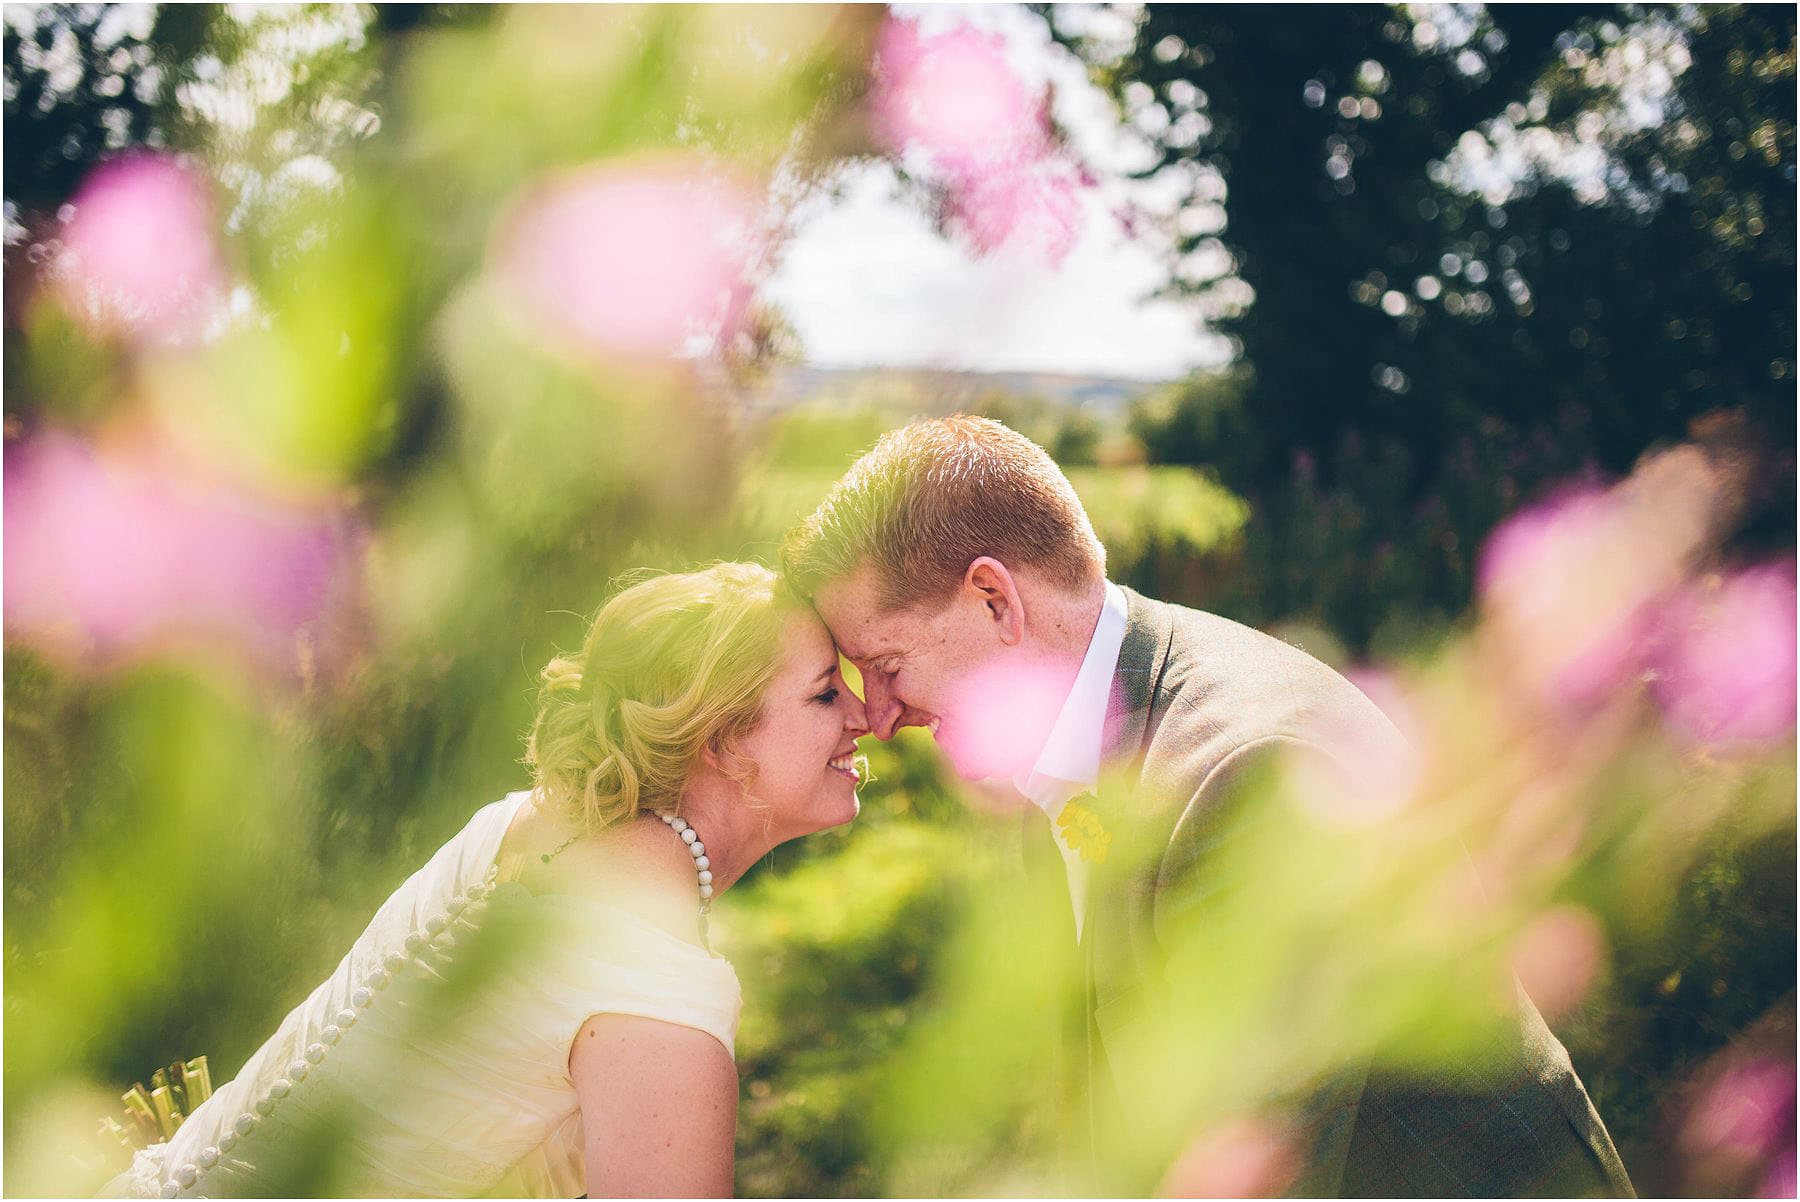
[{"xmin": 964, "ymin": 557, "xmax": 1025, "ymax": 646}]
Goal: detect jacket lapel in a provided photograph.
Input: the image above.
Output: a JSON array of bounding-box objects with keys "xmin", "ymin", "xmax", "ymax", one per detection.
[
  {"xmin": 1102, "ymin": 586, "xmax": 1173, "ymax": 773},
  {"xmin": 1075, "ymin": 588, "xmax": 1177, "ymax": 1171}
]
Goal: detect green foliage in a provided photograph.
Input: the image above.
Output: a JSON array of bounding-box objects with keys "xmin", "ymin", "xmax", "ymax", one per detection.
[{"xmin": 727, "ymin": 810, "xmax": 974, "ymax": 1197}]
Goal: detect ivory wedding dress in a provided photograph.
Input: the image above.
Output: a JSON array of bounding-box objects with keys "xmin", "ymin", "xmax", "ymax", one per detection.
[{"xmin": 110, "ymin": 792, "xmax": 741, "ymax": 1198}]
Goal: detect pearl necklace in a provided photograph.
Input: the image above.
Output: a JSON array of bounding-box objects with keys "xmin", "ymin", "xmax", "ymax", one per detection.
[{"xmin": 655, "ymin": 811, "xmax": 715, "ymax": 948}]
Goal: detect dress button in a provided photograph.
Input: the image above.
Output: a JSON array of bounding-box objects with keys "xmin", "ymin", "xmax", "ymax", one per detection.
[
  {"xmin": 160, "ymin": 1180, "xmax": 181, "ymax": 1198},
  {"xmin": 254, "ymin": 1096, "xmax": 274, "ymax": 1117},
  {"xmin": 269, "ymin": 1078, "xmax": 292, "ymax": 1099},
  {"xmin": 320, "ymin": 1025, "xmax": 341, "ymax": 1045},
  {"xmin": 403, "ymin": 932, "xmax": 424, "ymax": 953},
  {"xmin": 287, "ymin": 1059, "xmax": 310, "ymax": 1082},
  {"xmin": 218, "ymin": 1130, "xmax": 237, "ymax": 1153},
  {"xmin": 384, "ymin": 951, "xmax": 407, "ymax": 973},
  {"xmin": 425, "ymin": 915, "xmax": 447, "ymax": 935},
  {"xmin": 175, "ymin": 1163, "xmax": 199, "ymax": 1187},
  {"xmin": 366, "ymin": 969, "xmax": 390, "ymax": 991},
  {"xmin": 305, "ymin": 1042, "xmax": 327, "ymax": 1064},
  {"xmin": 445, "ymin": 897, "xmax": 466, "ymax": 916},
  {"xmin": 335, "ymin": 1008, "xmax": 358, "ymax": 1028},
  {"xmin": 234, "ymin": 1112, "xmax": 257, "ymax": 1135},
  {"xmin": 350, "ymin": 987, "xmax": 373, "ymax": 1008},
  {"xmin": 197, "ymin": 1147, "xmax": 220, "ymax": 1168}
]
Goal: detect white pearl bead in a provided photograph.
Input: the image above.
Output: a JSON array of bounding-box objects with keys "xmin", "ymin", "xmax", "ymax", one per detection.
[
  {"xmin": 320, "ymin": 1025, "xmax": 341, "ymax": 1045},
  {"xmin": 218, "ymin": 1131, "xmax": 237, "ymax": 1154},
  {"xmin": 176, "ymin": 1164, "xmax": 199, "ymax": 1188},
  {"xmin": 698, "ymin": 870, "xmax": 713, "ymax": 884},
  {"xmin": 671, "ymin": 817, "xmax": 688, "ymax": 833},
  {"xmin": 681, "ymin": 828, "xmax": 697, "ymax": 844},
  {"xmin": 161, "ymin": 1180, "xmax": 182, "ymax": 1198},
  {"xmin": 198, "ymin": 1147, "xmax": 220, "ymax": 1169},
  {"xmin": 335, "ymin": 1008, "xmax": 357, "ymax": 1028},
  {"xmin": 288, "ymin": 1059, "xmax": 310, "ymax": 1082},
  {"xmin": 234, "ymin": 1112, "xmax": 257, "ymax": 1135},
  {"xmin": 694, "ymin": 855, "xmax": 709, "ymax": 870},
  {"xmin": 699, "ymin": 884, "xmax": 714, "ymax": 899},
  {"xmin": 269, "ymin": 1078, "xmax": 292, "ymax": 1099},
  {"xmin": 350, "ymin": 987, "xmax": 373, "ymax": 1008},
  {"xmin": 689, "ymin": 841, "xmax": 704, "ymax": 857},
  {"xmin": 384, "ymin": 952, "xmax": 407, "ymax": 972}
]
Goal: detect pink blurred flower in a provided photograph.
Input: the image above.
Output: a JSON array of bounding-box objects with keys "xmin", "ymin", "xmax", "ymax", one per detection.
[
  {"xmin": 936, "ymin": 656, "xmax": 1076, "ymax": 783},
  {"xmin": 492, "ymin": 161, "xmax": 761, "ymax": 362},
  {"xmin": 1286, "ymin": 667, "xmax": 1421, "ymax": 828},
  {"xmin": 4, "ymin": 430, "xmax": 359, "ymax": 672},
  {"xmin": 1761, "ymin": 1145, "xmax": 1797, "ymax": 1199},
  {"xmin": 871, "ymin": 18, "xmax": 1050, "ymax": 175},
  {"xmin": 947, "ymin": 164, "xmax": 1084, "ymax": 264},
  {"xmin": 1653, "ymin": 563, "xmax": 1797, "ymax": 748},
  {"xmin": 1477, "ymin": 487, "xmax": 1661, "ymax": 707},
  {"xmin": 1680, "ymin": 1057, "xmax": 1796, "ymax": 1189},
  {"xmin": 871, "ymin": 16, "xmax": 1088, "ymax": 265},
  {"xmin": 55, "ymin": 153, "xmax": 227, "ymax": 346},
  {"xmin": 1511, "ymin": 905, "xmax": 1605, "ymax": 1022},
  {"xmin": 1159, "ymin": 1116, "xmax": 1300, "ymax": 1198}
]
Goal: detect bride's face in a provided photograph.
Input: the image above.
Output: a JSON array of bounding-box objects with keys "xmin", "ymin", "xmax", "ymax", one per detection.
[{"xmin": 728, "ymin": 610, "xmax": 869, "ymax": 839}]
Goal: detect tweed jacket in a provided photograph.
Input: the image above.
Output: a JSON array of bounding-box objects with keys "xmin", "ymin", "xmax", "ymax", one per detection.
[{"xmin": 1072, "ymin": 586, "xmax": 1635, "ymax": 1197}]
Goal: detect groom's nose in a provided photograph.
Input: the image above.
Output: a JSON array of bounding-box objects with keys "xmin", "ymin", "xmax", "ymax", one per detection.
[{"xmin": 862, "ymin": 675, "xmax": 906, "ymax": 741}]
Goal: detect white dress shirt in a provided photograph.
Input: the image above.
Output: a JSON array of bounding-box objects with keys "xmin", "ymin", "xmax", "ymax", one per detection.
[{"xmin": 1010, "ymin": 580, "xmax": 1128, "ymax": 940}]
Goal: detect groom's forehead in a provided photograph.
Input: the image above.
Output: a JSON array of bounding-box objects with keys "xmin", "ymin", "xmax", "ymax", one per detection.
[
  {"xmin": 817, "ymin": 586, "xmax": 913, "ymax": 659},
  {"xmin": 821, "ymin": 609, "xmax": 901, "ymax": 661}
]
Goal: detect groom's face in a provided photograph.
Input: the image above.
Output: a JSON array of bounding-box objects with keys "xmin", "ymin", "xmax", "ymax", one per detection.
[{"xmin": 813, "ymin": 560, "xmax": 1056, "ymax": 781}]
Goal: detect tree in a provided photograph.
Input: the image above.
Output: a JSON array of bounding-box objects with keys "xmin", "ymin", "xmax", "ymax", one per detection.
[{"xmin": 1051, "ymin": 4, "xmax": 1793, "ymax": 510}]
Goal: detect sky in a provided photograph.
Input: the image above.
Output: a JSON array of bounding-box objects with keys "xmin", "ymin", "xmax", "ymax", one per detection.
[{"xmin": 763, "ymin": 4, "xmax": 1229, "ymax": 382}]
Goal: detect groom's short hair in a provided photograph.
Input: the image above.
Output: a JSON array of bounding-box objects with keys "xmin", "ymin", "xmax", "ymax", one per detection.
[{"xmin": 782, "ymin": 415, "xmax": 1106, "ymax": 611}]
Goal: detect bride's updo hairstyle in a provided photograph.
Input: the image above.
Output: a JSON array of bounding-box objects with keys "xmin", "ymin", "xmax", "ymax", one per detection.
[{"xmin": 526, "ymin": 562, "xmax": 796, "ymax": 832}]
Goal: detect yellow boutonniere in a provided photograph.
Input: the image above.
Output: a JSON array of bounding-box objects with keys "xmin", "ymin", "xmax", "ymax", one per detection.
[{"xmin": 1056, "ymin": 799, "xmax": 1111, "ymax": 864}]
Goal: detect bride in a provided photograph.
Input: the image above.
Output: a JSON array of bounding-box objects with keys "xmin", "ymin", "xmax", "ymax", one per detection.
[{"xmin": 112, "ymin": 562, "xmax": 870, "ymax": 1198}]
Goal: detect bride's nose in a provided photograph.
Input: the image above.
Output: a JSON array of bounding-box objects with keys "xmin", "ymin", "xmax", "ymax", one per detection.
[{"xmin": 842, "ymin": 691, "xmax": 870, "ymax": 738}]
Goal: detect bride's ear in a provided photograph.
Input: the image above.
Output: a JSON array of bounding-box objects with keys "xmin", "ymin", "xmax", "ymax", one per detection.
[{"xmin": 697, "ymin": 729, "xmax": 742, "ymax": 779}]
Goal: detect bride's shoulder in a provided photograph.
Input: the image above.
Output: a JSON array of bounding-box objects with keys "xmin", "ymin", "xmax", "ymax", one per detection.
[{"xmin": 502, "ymin": 806, "xmax": 704, "ymax": 947}]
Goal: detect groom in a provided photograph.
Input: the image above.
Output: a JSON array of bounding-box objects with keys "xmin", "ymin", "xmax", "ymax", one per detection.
[{"xmin": 781, "ymin": 415, "xmax": 1634, "ymax": 1197}]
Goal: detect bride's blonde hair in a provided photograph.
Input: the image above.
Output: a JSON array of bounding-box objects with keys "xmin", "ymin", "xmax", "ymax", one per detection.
[{"xmin": 526, "ymin": 562, "xmax": 795, "ymax": 832}]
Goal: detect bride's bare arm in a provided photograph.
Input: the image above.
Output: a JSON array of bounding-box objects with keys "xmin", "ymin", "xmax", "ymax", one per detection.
[{"xmin": 569, "ymin": 1012, "xmax": 738, "ymax": 1198}]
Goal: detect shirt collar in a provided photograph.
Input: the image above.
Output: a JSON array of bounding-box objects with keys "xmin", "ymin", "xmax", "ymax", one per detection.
[{"xmin": 1012, "ymin": 580, "xmax": 1129, "ymax": 815}]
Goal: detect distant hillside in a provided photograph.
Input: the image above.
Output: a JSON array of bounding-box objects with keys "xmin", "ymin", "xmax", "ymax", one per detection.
[{"xmin": 724, "ymin": 364, "xmax": 1168, "ymax": 417}]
